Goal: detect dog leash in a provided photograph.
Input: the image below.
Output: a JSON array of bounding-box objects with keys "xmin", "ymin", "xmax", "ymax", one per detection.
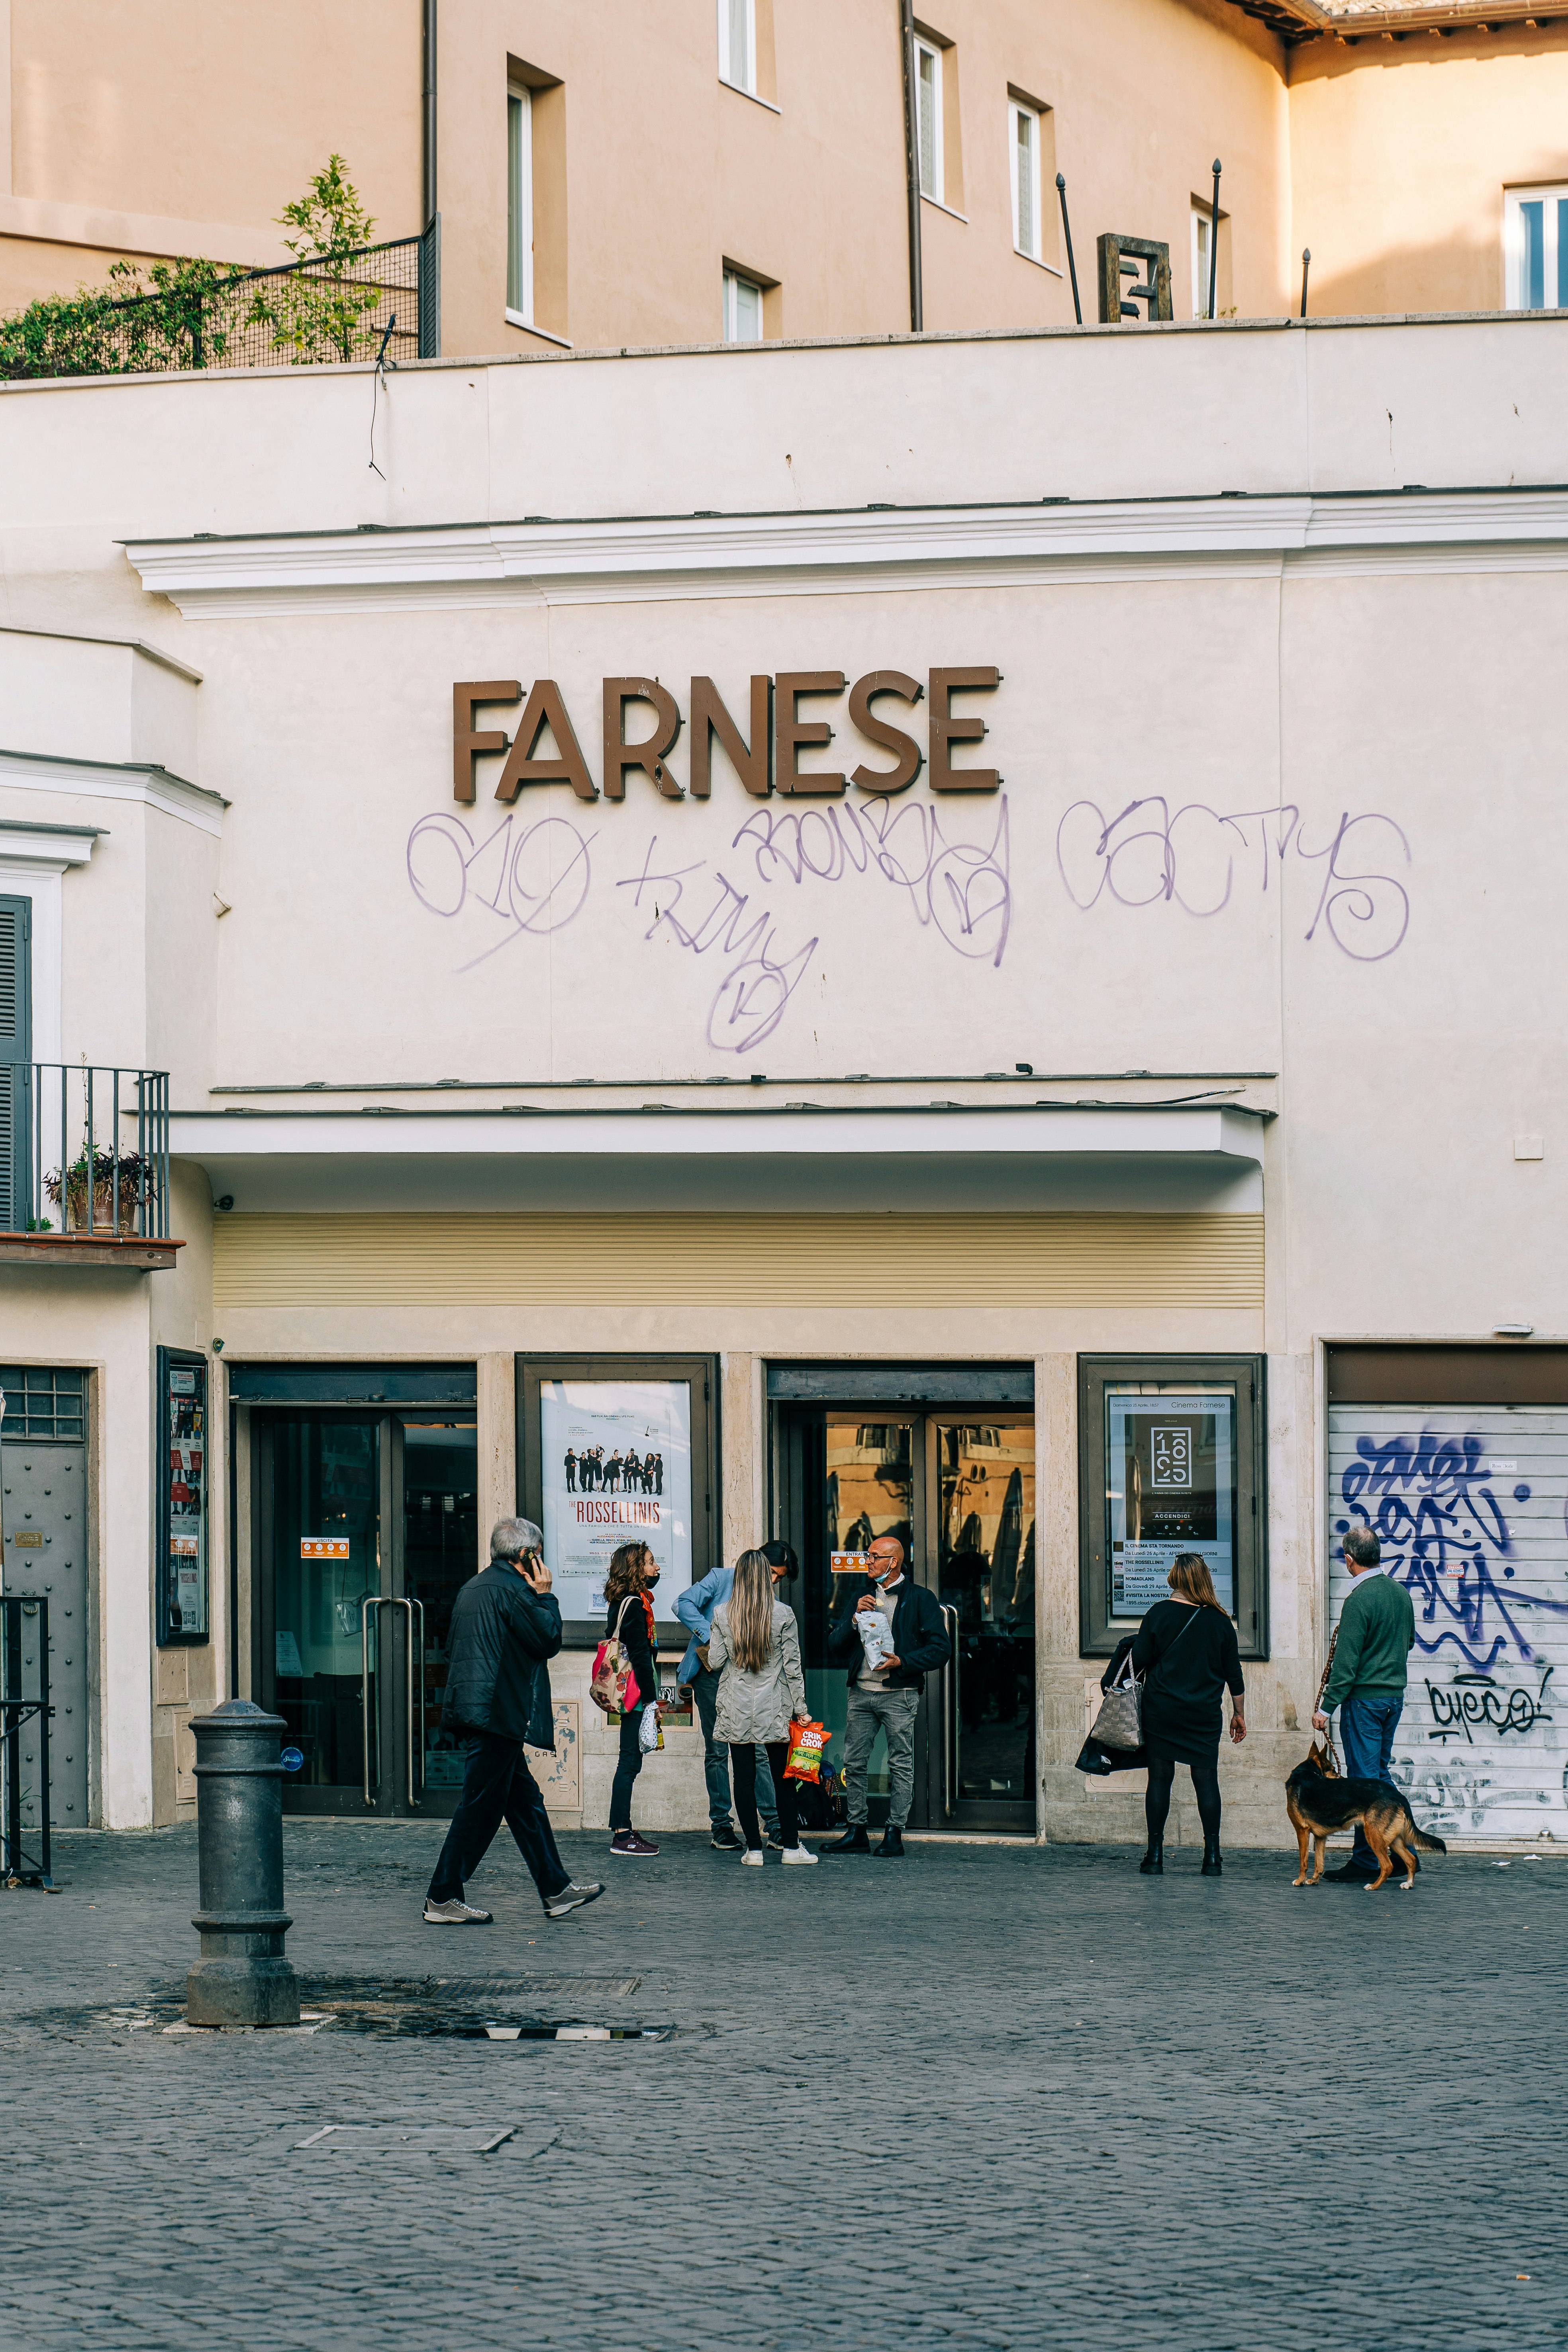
[{"xmin": 1312, "ymin": 1628, "xmax": 1342, "ymax": 1776}]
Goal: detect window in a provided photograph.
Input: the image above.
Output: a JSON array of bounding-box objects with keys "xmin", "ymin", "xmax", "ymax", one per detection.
[
  {"xmin": 718, "ymin": 0, "xmax": 755, "ymax": 95},
  {"xmin": 1505, "ymin": 184, "xmax": 1568, "ymax": 310},
  {"xmin": 722, "ymin": 267, "xmax": 764, "ymax": 342},
  {"xmin": 1009, "ymin": 100, "xmax": 1041, "ymax": 260},
  {"xmin": 506, "ymin": 86, "xmax": 533, "ymax": 322},
  {"xmin": 0, "ymin": 1365, "xmax": 84, "ymax": 1441},
  {"xmin": 1078, "ymin": 1356, "xmax": 1266, "ymax": 1656},
  {"xmin": 915, "ymin": 38, "xmax": 942, "ymax": 200},
  {"xmin": 1192, "ymin": 204, "xmax": 1214, "ymax": 319}
]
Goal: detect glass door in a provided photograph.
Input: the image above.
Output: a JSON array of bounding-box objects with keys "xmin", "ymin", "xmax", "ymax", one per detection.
[
  {"xmin": 254, "ymin": 1410, "xmax": 478, "ymax": 1816},
  {"xmin": 774, "ymin": 1403, "xmax": 1036, "ymax": 1833}
]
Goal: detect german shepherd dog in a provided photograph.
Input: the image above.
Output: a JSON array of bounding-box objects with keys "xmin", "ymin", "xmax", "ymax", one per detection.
[{"xmin": 1286, "ymin": 1745, "xmax": 1447, "ymax": 1890}]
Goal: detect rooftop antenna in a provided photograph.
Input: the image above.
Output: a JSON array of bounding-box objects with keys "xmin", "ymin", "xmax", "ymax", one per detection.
[
  {"xmin": 1056, "ymin": 173, "xmax": 1082, "ymax": 324},
  {"xmin": 1299, "ymin": 247, "xmax": 1311, "ymax": 319},
  {"xmin": 1209, "ymin": 158, "xmax": 1222, "ymax": 321}
]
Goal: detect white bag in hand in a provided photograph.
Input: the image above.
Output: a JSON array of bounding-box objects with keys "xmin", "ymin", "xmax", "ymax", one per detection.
[
  {"xmin": 637, "ymin": 1699, "xmax": 661, "ymax": 1754},
  {"xmin": 857, "ymin": 1608, "xmax": 893, "ymax": 1674}
]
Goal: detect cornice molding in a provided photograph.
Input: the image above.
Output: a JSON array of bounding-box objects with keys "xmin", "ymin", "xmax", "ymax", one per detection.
[
  {"xmin": 0, "ymin": 748, "xmax": 228, "ymax": 836},
  {"xmin": 125, "ymin": 489, "xmax": 1568, "ymax": 617}
]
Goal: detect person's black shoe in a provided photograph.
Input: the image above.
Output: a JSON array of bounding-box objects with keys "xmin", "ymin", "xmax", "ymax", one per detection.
[
  {"xmin": 1139, "ymin": 1843, "xmax": 1164, "ymax": 1874},
  {"xmin": 709, "ymin": 1825, "xmax": 743, "ymax": 1851},
  {"xmin": 1321, "ymin": 1861, "xmax": 1377, "ymax": 1884},
  {"xmin": 875, "ymin": 1827, "xmax": 905, "ymax": 1858},
  {"xmin": 1200, "ymin": 1838, "xmax": 1222, "ymax": 1876},
  {"xmin": 823, "ymin": 1825, "xmax": 871, "ymax": 1854}
]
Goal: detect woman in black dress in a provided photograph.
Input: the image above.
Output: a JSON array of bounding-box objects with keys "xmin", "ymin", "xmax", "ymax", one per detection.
[{"xmin": 1131, "ymin": 1552, "xmax": 1245, "ymax": 1876}]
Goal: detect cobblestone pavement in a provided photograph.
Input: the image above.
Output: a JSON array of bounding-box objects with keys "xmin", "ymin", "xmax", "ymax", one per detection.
[{"xmin": 0, "ymin": 1820, "xmax": 1563, "ymax": 2352}]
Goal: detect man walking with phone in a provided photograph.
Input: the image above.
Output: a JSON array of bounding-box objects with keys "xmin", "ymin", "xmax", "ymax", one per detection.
[
  {"xmin": 822, "ymin": 1534, "xmax": 949, "ymax": 1858},
  {"xmin": 424, "ymin": 1517, "xmax": 603, "ymax": 1923}
]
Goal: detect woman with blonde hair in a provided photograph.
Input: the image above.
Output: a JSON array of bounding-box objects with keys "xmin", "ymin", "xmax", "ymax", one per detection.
[
  {"xmin": 604, "ymin": 1540, "xmax": 662, "ymax": 1859},
  {"xmin": 1130, "ymin": 1552, "xmax": 1245, "ymax": 1878},
  {"xmin": 707, "ymin": 1548, "xmax": 817, "ymax": 1866}
]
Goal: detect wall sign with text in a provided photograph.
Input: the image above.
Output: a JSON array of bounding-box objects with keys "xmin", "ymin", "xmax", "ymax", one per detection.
[{"xmin": 453, "ymin": 668, "xmax": 1002, "ymax": 803}]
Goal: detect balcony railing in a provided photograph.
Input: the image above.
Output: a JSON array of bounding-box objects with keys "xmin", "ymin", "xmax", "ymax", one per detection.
[
  {"xmin": 0, "ymin": 221, "xmax": 439, "ymax": 382},
  {"xmin": 1, "ymin": 1065, "xmax": 171, "ymax": 1241}
]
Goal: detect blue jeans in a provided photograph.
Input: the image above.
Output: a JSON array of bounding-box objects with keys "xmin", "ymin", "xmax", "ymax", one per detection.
[
  {"xmin": 1339, "ymin": 1691, "xmax": 1405, "ymax": 1875},
  {"xmin": 687, "ymin": 1664, "xmax": 780, "ymax": 1837}
]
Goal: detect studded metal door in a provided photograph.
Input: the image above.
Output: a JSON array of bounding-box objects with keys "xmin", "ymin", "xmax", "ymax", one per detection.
[{"xmin": 1, "ymin": 1433, "xmax": 89, "ymax": 1827}]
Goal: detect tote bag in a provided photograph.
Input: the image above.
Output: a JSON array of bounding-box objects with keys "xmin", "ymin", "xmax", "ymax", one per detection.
[{"xmin": 590, "ymin": 1597, "xmax": 642, "ymax": 1716}]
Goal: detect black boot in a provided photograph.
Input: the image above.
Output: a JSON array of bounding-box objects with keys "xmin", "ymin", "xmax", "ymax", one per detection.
[
  {"xmin": 1139, "ymin": 1843, "xmax": 1164, "ymax": 1874},
  {"xmin": 1200, "ymin": 1837, "xmax": 1222, "ymax": 1876},
  {"xmin": 823, "ymin": 1825, "xmax": 870, "ymax": 1854},
  {"xmin": 875, "ymin": 1827, "xmax": 905, "ymax": 1858}
]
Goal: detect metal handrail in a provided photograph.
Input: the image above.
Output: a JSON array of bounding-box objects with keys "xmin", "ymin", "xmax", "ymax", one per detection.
[
  {"xmin": 2, "ymin": 1062, "xmax": 171, "ymax": 1239},
  {"xmin": 939, "ymin": 1604, "xmax": 959, "ymax": 1817},
  {"xmin": 359, "ymin": 1594, "xmax": 422, "ymax": 1807}
]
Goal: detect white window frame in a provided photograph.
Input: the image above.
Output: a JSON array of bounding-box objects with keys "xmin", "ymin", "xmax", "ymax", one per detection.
[
  {"xmin": 1009, "ymin": 99, "xmax": 1041, "ymax": 261},
  {"xmin": 915, "ymin": 37, "xmax": 943, "ymax": 202},
  {"xmin": 1192, "ymin": 203, "xmax": 1214, "ymax": 320},
  {"xmin": 506, "ymin": 85, "xmax": 534, "ymax": 325},
  {"xmin": 1505, "ymin": 183, "xmax": 1568, "ymax": 311},
  {"xmin": 717, "ymin": 0, "xmax": 756, "ymax": 96},
  {"xmin": 722, "ymin": 267, "xmax": 764, "ymax": 343}
]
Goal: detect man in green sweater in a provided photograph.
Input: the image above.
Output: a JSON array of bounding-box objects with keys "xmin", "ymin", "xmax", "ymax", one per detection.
[{"xmin": 1313, "ymin": 1523, "xmax": 1418, "ymax": 1882}]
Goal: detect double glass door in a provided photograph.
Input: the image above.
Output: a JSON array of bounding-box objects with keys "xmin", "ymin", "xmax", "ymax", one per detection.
[
  {"xmin": 253, "ymin": 1410, "xmax": 478, "ymax": 1816},
  {"xmin": 775, "ymin": 1408, "xmax": 1036, "ymax": 1832}
]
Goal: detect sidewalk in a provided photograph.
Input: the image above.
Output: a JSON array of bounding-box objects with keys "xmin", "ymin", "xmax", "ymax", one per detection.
[{"xmin": 0, "ymin": 1821, "xmax": 1563, "ymax": 2352}]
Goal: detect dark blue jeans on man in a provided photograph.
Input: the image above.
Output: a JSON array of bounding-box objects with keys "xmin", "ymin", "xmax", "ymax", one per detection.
[
  {"xmin": 1339, "ymin": 1691, "xmax": 1405, "ymax": 1877},
  {"xmin": 427, "ymin": 1733, "xmax": 570, "ymax": 1906},
  {"xmin": 686, "ymin": 1664, "xmax": 781, "ymax": 1839}
]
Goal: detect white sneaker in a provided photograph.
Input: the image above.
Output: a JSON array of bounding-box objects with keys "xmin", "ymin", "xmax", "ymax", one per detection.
[
  {"xmin": 740, "ymin": 1848, "xmax": 764, "ymax": 1866},
  {"xmin": 423, "ymin": 1897, "xmax": 493, "ymax": 1924},
  {"xmin": 781, "ymin": 1843, "xmax": 819, "ymax": 1866}
]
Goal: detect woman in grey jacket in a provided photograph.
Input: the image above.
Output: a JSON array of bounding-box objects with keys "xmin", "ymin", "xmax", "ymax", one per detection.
[{"xmin": 707, "ymin": 1549, "xmax": 817, "ymax": 1867}]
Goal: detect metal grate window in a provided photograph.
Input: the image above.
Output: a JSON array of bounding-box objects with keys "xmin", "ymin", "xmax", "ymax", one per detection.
[{"xmin": 0, "ymin": 1366, "xmax": 85, "ymax": 1440}]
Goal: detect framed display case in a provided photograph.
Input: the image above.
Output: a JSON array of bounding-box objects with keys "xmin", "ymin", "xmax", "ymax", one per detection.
[{"xmin": 157, "ymin": 1345, "xmax": 210, "ymax": 1646}]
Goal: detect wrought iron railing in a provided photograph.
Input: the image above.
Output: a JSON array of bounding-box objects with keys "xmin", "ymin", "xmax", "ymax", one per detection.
[
  {"xmin": 0, "ymin": 220, "xmax": 439, "ymax": 381},
  {"xmin": 0, "ymin": 1064, "xmax": 171, "ymax": 1239}
]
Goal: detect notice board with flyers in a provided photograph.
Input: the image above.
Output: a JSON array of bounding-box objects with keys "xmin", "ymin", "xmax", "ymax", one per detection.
[{"xmin": 157, "ymin": 1346, "xmax": 210, "ymax": 1645}]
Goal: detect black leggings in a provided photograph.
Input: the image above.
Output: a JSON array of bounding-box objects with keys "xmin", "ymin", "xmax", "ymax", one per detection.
[
  {"xmin": 733, "ymin": 1742, "xmax": 799, "ymax": 1850},
  {"xmin": 1145, "ymin": 1755, "xmax": 1222, "ymax": 1847}
]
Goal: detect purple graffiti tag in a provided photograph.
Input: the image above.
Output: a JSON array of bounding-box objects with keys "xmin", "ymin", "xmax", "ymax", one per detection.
[
  {"xmin": 1056, "ymin": 794, "xmax": 1409, "ymax": 961},
  {"xmin": 731, "ymin": 792, "xmax": 1011, "ymax": 968},
  {"xmin": 617, "ymin": 836, "xmax": 818, "ymax": 1055},
  {"xmin": 1340, "ymin": 1424, "xmax": 1568, "ymax": 1667},
  {"xmin": 406, "ymin": 810, "xmax": 596, "ymax": 971}
]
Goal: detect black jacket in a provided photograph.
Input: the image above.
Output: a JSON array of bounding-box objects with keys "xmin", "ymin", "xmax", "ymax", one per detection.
[
  {"xmin": 827, "ymin": 1576, "xmax": 951, "ymax": 1690},
  {"xmin": 443, "ymin": 1564, "xmax": 562, "ymax": 1749},
  {"xmin": 605, "ymin": 1590, "xmax": 657, "ymax": 1713}
]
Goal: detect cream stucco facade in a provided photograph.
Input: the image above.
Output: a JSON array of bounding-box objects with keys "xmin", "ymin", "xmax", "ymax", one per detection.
[{"xmin": 2, "ymin": 309, "xmax": 1566, "ymax": 1853}]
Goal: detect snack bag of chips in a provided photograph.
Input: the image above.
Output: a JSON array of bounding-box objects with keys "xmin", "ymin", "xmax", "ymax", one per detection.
[{"xmin": 783, "ymin": 1719, "xmax": 827, "ymax": 1784}]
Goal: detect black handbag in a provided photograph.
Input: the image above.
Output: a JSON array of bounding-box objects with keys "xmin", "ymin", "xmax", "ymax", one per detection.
[{"xmin": 1074, "ymin": 1733, "xmax": 1148, "ymax": 1776}]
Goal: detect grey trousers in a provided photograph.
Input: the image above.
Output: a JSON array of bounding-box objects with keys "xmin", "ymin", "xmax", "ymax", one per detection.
[
  {"xmin": 844, "ymin": 1684, "xmax": 920, "ymax": 1829},
  {"xmin": 688, "ymin": 1664, "xmax": 781, "ymax": 1836}
]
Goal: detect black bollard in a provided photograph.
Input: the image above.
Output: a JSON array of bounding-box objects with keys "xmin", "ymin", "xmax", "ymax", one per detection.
[{"xmin": 187, "ymin": 1698, "xmax": 300, "ymax": 2027}]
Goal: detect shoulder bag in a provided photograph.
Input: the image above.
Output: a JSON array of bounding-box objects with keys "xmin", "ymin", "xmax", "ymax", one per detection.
[
  {"xmin": 1086, "ymin": 1604, "xmax": 1201, "ymax": 1752},
  {"xmin": 590, "ymin": 1597, "xmax": 641, "ymax": 1716}
]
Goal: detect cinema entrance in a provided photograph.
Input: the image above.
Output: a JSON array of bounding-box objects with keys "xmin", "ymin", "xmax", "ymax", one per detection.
[
  {"xmin": 237, "ymin": 1365, "xmax": 480, "ymax": 1818},
  {"xmin": 770, "ymin": 1368, "xmax": 1036, "ymax": 1834}
]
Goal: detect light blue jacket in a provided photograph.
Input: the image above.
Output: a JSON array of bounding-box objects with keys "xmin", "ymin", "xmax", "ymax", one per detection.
[{"xmin": 674, "ymin": 1564, "xmax": 732, "ymax": 1684}]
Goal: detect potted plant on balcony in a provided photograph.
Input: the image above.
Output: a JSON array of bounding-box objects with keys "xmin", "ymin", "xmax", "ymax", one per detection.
[{"xmin": 43, "ymin": 1146, "xmax": 155, "ymax": 1236}]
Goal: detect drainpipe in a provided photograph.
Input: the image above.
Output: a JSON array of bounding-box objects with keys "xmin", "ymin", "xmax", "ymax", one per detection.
[
  {"xmin": 422, "ymin": 0, "xmax": 438, "ymax": 229},
  {"xmin": 898, "ymin": 0, "xmax": 923, "ymax": 331}
]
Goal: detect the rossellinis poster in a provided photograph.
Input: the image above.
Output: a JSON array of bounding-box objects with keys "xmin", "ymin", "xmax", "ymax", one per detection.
[{"xmin": 540, "ymin": 1378, "xmax": 693, "ymax": 1624}]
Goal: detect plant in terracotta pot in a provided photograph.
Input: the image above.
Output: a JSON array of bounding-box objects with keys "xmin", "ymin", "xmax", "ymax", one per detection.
[{"xmin": 43, "ymin": 1146, "xmax": 155, "ymax": 1235}]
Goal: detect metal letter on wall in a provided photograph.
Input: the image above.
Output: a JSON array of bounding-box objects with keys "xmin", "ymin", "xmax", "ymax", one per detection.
[
  {"xmin": 494, "ymin": 680, "xmax": 598, "ymax": 802},
  {"xmin": 688, "ymin": 676, "xmax": 772, "ymax": 798},
  {"xmin": 774, "ymin": 672, "xmax": 847, "ymax": 796},
  {"xmin": 602, "ymin": 678, "xmax": 684, "ymax": 800},
  {"xmin": 927, "ymin": 667, "xmax": 1000, "ymax": 792},
  {"xmin": 849, "ymin": 671, "xmax": 923, "ymax": 794},
  {"xmin": 452, "ymin": 680, "xmax": 521, "ymax": 803}
]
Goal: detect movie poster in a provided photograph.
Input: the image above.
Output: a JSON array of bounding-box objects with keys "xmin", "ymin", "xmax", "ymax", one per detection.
[
  {"xmin": 1106, "ymin": 1389, "xmax": 1235, "ymax": 1615},
  {"xmin": 162, "ymin": 1357, "xmax": 208, "ymax": 1639},
  {"xmin": 540, "ymin": 1379, "xmax": 693, "ymax": 1625}
]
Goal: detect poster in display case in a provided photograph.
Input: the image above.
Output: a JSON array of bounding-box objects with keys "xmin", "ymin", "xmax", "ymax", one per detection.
[{"xmin": 157, "ymin": 1347, "xmax": 209, "ymax": 1644}]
